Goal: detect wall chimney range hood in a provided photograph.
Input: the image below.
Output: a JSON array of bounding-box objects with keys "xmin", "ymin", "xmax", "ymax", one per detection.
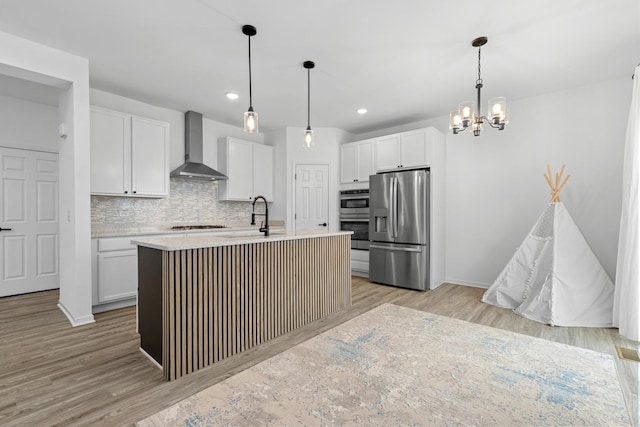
[{"xmin": 170, "ymin": 111, "xmax": 228, "ymax": 181}]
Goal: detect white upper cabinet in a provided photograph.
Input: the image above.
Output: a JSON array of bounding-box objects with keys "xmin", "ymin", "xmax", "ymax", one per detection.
[
  {"xmin": 340, "ymin": 139, "xmax": 375, "ymax": 183},
  {"xmin": 90, "ymin": 108, "xmax": 130, "ymax": 195},
  {"xmin": 253, "ymin": 142, "xmax": 274, "ymax": 201},
  {"xmin": 90, "ymin": 106, "xmax": 170, "ymax": 197},
  {"xmin": 375, "ymin": 129, "xmax": 432, "ymax": 172},
  {"xmin": 218, "ymin": 137, "xmax": 273, "ymax": 202}
]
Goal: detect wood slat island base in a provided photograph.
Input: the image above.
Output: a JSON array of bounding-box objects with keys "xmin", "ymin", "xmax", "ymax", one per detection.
[{"xmin": 136, "ymin": 232, "xmax": 352, "ymax": 381}]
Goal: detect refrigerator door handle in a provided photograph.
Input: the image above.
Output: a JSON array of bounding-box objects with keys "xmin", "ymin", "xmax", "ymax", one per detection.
[
  {"xmin": 392, "ymin": 176, "xmax": 399, "ymax": 238},
  {"xmin": 388, "ymin": 175, "xmax": 395, "ymax": 239},
  {"xmin": 370, "ymin": 244, "xmax": 422, "ymax": 253}
]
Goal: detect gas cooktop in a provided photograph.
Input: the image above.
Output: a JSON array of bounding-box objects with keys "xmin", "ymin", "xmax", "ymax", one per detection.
[{"xmin": 170, "ymin": 225, "xmax": 228, "ymax": 231}]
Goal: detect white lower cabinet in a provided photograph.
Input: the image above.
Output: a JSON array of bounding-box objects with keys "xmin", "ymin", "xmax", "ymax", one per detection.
[
  {"xmin": 92, "ymin": 235, "xmax": 151, "ymax": 312},
  {"xmin": 351, "ymin": 249, "xmax": 369, "ymax": 277}
]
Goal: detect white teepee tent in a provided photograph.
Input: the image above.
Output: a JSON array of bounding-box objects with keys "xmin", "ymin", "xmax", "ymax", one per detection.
[{"xmin": 482, "ymin": 167, "xmax": 615, "ymax": 327}]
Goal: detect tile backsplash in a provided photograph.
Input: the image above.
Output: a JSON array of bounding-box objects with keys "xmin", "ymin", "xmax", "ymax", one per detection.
[{"xmin": 91, "ymin": 179, "xmax": 254, "ymax": 225}]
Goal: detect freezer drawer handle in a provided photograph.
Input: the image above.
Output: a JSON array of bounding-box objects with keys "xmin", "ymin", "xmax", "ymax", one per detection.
[{"xmin": 370, "ymin": 244, "xmax": 422, "ymax": 253}]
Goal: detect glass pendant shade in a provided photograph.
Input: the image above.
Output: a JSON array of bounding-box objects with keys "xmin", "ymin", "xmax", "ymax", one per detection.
[
  {"xmin": 488, "ymin": 97, "xmax": 508, "ymax": 125},
  {"xmin": 303, "ymin": 126, "xmax": 314, "ymax": 147},
  {"xmin": 244, "ymin": 109, "xmax": 258, "ymax": 133},
  {"xmin": 449, "ymin": 110, "xmax": 463, "ymax": 133},
  {"xmin": 458, "ymin": 101, "xmax": 475, "ymax": 127},
  {"xmin": 472, "ymin": 119, "xmax": 483, "ymax": 136}
]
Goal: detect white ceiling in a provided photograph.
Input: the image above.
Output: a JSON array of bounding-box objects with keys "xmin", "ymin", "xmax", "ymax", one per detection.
[{"xmin": 0, "ymin": 0, "xmax": 637, "ymax": 134}]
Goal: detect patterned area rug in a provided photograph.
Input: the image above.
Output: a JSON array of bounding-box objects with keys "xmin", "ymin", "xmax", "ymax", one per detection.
[{"xmin": 137, "ymin": 304, "xmax": 630, "ymax": 426}]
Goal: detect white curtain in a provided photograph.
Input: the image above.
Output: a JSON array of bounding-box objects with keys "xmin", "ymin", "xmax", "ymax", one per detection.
[{"xmin": 614, "ymin": 64, "xmax": 640, "ymax": 342}]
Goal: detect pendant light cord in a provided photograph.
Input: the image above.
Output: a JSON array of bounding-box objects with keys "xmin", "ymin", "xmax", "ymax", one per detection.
[
  {"xmin": 307, "ymin": 68, "xmax": 311, "ymax": 127},
  {"xmin": 248, "ymin": 35, "xmax": 253, "ymax": 109}
]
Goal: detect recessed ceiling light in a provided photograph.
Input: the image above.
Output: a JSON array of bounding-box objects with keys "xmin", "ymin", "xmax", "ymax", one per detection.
[
  {"xmin": 225, "ymin": 92, "xmax": 239, "ymax": 100},
  {"xmin": 356, "ymin": 108, "xmax": 368, "ymax": 114}
]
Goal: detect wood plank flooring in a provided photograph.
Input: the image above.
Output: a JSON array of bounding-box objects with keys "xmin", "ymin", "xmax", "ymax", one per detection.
[{"xmin": 0, "ymin": 277, "xmax": 637, "ymax": 426}]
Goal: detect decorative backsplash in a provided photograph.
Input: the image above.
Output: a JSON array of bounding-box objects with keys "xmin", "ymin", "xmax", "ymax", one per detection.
[{"xmin": 91, "ymin": 179, "xmax": 254, "ymax": 225}]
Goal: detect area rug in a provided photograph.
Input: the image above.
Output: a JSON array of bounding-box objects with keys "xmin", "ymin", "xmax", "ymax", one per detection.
[{"xmin": 137, "ymin": 304, "xmax": 630, "ymax": 426}]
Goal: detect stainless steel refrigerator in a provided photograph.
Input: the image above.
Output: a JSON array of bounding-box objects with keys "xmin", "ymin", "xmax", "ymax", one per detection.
[{"xmin": 369, "ymin": 169, "xmax": 430, "ymax": 291}]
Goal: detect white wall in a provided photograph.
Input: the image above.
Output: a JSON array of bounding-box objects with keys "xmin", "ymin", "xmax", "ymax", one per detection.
[
  {"xmin": 356, "ymin": 77, "xmax": 630, "ymax": 287},
  {"xmin": 0, "ymin": 30, "xmax": 94, "ymax": 326},
  {"xmin": 284, "ymin": 127, "xmax": 353, "ymax": 231},
  {"xmin": 0, "ymin": 94, "xmax": 58, "ymax": 151}
]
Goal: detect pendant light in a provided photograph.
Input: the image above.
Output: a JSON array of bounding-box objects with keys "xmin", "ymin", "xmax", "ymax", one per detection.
[
  {"xmin": 303, "ymin": 60, "xmax": 315, "ymax": 147},
  {"xmin": 449, "ymin": 37, "xmax": 508, "ymax": 136},
  {"xmin": 242, "ymin": 25, "xmax": 258, "ymax": 133}
]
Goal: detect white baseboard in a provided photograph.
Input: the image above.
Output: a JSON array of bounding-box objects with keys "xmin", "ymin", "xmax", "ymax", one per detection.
[
  {"xmin": 351, "ymin": 270, "xmax": 369, "ymax": 278},
  {"xmin": 444, "ymin": 279, "xmax": 491, "ymax": 289},
  {"xmin": 57, "ymin": 301, "xmax": 95, "ymax": 327},
  {"xmin": 92, "ymin": 298, "xmax": 136, "ymax": 313}
]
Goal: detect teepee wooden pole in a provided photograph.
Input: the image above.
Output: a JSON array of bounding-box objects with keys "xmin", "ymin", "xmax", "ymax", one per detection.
[{"xmin": 544, "ymin": 164, "xmax": 570, "ymax": 203}]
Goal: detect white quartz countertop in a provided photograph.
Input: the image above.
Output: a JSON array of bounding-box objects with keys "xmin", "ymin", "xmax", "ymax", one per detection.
[
  {"xmin": 92, "ymin": 221, "xmax": 285, "ymax": 238},
  {"xmin": 133, "ymin": 230, "xmax": 353, "ymax": 251}
]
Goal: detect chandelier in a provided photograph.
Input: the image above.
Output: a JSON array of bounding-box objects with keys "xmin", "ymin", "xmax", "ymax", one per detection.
[{"xmin": 449, "ymin": 37, "xmax": 508, "ymax": 136}]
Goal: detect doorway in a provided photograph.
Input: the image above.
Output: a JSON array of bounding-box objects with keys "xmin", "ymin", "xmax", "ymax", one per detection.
[
  {"xmin": 0, "ymin": 147, "xmax": 59, "ymax": 296},
  {"xmin": 294, "ymin": 164, "xmax": 329, "ymax": 231}
]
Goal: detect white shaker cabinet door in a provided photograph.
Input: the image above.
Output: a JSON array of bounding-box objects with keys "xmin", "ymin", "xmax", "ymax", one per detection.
[
  {"xmin": 355, "ymin": 139, "xmax": 375, "ymax": 182},
  {"xmin": 253, "ymin": 143, "xmax": 273, "ymax": 201},
  {"xmin": 226, "ymin": 138, "xmax": 254, "ymax": 200},
  {"xmin": 96, "ymin": 249, "xmax": 138, "ymax": 303},
  {"xmin": 340, "ymin": 142, "xmax": 356, "ymax": 184},
  {"xmin": 375, "ymin": 134, "xmax": 401, "ymax": 171},
  {"xmin": 400, "ymin": 129, "xmax": 430, "ymax": 169},
  {"xmin": 90, "ymin": 107, "xmax": 131, "ymax": 195},
  {"xmin": 131, "ymin": 116, "xmax": 170, "ymax": 197},
  {"xmin": 340, "ymin": 143, "xmax": 357, "ymax": 183}
]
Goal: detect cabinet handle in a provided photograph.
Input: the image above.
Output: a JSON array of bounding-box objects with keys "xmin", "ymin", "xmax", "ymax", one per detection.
[
  {"xmin": 318, "ymin": 222, "xmax": 327, "ymax": 227},
  {"xmin": 133, "ymin": 190, "xmax": 137, "ymax": 194},
  {"xmin": 124, "ymin": 190, "xmax": 128, "ymax": 194},
  {"xmin": 0, "ymin": 227, "xmax": 12, "ymax": 232}
]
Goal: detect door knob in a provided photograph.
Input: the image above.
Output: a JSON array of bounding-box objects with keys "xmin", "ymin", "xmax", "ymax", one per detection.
[
  {"xmin": 318, "ymin": 222, "xmax": 327, "ymax": 227},
  {"xmin": 0, "ymin": 227, "xmax": 12, "ymax": 231}
]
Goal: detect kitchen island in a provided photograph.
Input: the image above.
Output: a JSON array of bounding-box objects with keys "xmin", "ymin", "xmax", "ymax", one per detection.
[{"xmin": 134, "ymin": 230, "xmax": 352, "ymax": 380}]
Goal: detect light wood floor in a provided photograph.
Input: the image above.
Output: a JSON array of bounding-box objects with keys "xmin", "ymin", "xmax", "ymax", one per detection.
[{"xmin": 1, "ymin": 277, "xmax": 638, "ymax": 426}]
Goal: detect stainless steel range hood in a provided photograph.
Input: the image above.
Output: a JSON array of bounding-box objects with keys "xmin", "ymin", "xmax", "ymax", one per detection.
[{"xmin": 170, "ymin": 111, "xmax": 228, "ymax": 181}]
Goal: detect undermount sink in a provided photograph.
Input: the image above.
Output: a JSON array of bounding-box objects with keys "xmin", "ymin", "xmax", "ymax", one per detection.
[{"xmin": 171, "ymin": 224, "xmax": 227, "ymax": 231}]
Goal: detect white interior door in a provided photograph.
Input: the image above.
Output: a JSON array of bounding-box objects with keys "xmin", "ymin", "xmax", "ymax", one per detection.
[
  {"xmin": 0, "ymin": 147, "xmax": 59, "ymax": 297},
  {"xmin": 295, "ymin": 164, "xmax": 329, "ymax": 231}
]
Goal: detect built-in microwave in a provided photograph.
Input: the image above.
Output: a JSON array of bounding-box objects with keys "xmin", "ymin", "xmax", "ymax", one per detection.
[
  {"xmin": 339, "ymin": 189, "xmax": 369, "ymax": 216},
  {"xmin": 339, "ymin": 189, "xmax": 370, "ymax": 250}
]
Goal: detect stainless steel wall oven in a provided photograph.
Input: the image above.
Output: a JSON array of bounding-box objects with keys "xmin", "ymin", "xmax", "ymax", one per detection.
[{"xmin": 339, "ymin": 189, "xmax": 370, "ymax": 250}]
